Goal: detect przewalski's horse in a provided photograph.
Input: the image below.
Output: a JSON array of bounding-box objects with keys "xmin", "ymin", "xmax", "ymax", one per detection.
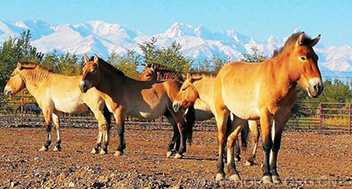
[
  {"xmin": 79, "ymin": 55, "xmax": 192, "ymax": 159},
  {"xmin": 213, "ymin": 32, "xmax": 322, "ymax": 183},
  {"xmin": 4, "ymin": 62, "xmax": 111, "ymax": 154},
  {"xmin": 140, "ymin": 65, "xmax": 259, "ymax": 165},
  {"xmin": 172, "ymin": 73, "xmax": 260, "ymax": 166},
  {"xmin": 174, "ymin": 32, "xmax": 323, "ymax": 183}
]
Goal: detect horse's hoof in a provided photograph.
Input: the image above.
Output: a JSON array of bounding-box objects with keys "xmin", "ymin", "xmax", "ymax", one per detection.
[
  {"xmin": 245, "ymin": 160, "xmax": 254, "ymax": 166},
  {"xmin": 114, "ymin": 151, "xmax": 124, "ymax": 157},
  {"xmin": 91, "ymin": 148, "xmax": 99, "ymax": 154},
  {"xmin": 166, "ymin": 151, "xmax": 173, "ymax": 158},
  {"xmin": 53, "ymin": 146, "xmax": 61, "ymax": 152},
  {"xmin": 39, "ymin": 146, "xmax": 48, "ymax": 152},
  {"xmin": 174, "ymin": 153, "xmax": 183, "ymax": 159},
  {"xmin": 261, "ymin": 175, "xmax": 273, "ymax": 184},
  {"xmin": 100, "ymin": 150, "xmax": 107, "ymax": 155},
  {"xmin": 229, "ymin": 174, "xmax": 241, "ymax": 182},
  {"xmin": 216, "ymin": 173, "xmax": 225, "ymax": 181},
  {"xmin": 272, "ymin": 175, "xmax": 281, "ymax": 184},
  {"xmin": 234, "ymin": 157, "xmax": 241, "ymax": 162}
]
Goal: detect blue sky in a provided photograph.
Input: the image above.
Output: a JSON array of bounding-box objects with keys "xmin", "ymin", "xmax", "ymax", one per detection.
[{"xmin": 0, "ymin": 0, "xmax": 351, "ymax": 47}]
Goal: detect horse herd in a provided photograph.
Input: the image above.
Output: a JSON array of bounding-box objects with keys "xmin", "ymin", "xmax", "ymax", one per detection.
[{"xmin": 3, "ymin": 32, "xmax": 323, "ymax": 184}]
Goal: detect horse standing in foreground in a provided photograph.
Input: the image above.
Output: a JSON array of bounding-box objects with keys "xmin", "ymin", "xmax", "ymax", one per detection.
[
  {"xmin": 140, "ymin": 64, "xmax": 259, "ymax": 166},
  {"xmin": 79, "ymin": 55, "xmax": 191, "ymax": 158},
  {"xmin": 4, "ymin": 62, "xmax": 111, "ymax": 154},
  {"xmin": 174, "ymin": 32, "xmax": 323, "ymax": 183}
]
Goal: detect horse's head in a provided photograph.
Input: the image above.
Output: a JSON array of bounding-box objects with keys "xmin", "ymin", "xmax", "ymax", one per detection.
[
  {"xmin": 3, "ymin": 62, "xmax": 30, "ymax": 97},
  {"xmin": 138, "ymin": 63, "xmax": 157, "ymax": 81},
  {"xmin": 79, "ymin": 55, "xmax": 102, "ymax": 93},
  {"xmin": 286, "ymin": 32, "xmax": 323, "ymax": 98},
  {"xmin": 172, "ymin": 74, "xmax": 201, "ymax": 113}
]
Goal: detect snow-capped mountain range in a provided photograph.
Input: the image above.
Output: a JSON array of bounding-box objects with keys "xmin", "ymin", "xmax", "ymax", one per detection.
[{"xmin": 1, "ymin": 20, "xmax": 352, "ymax": 80}]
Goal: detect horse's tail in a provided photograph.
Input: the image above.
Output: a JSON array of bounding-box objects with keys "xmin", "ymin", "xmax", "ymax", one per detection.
[
  {"xmin": 241, "ymin": 121, "xmax": 250, "ymax": 150},
  {"xmin": 185, "ymin": 105, "xmax": 195, "ymax": 145},
  {"xmin": 103, "ymin": 105, "xmax": 112, "ymax": 129}
]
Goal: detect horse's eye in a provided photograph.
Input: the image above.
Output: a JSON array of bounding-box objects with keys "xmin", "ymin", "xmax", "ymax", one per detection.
[
  {"xmin": 144, "ymin": 74, "xmax": 150, "ymax": 78},
  {"xmin": 91, "ymin": 69, "xmax": 97, "ymax": 73},
  {"xmin": 182, "ymin": 87, "xmax": 187, "ymax": 91},
  {"xmin": 300, "ymin": 56, "xmax": 307, "ymax": 61}
]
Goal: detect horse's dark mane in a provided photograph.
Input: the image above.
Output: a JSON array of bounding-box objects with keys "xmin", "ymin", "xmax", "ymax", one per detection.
[
  {"xmin": 147, "ymin": 63, "xmax": 172, "ymax": 71},
  {"xmin": 188, "ymin": 71, "xmax": 217, "ymax": 78},
  {"xmin": 19, "ymin": 61, "xmax": 54, "ymax": 80},
  {"xmin": 279, "ymin": 32, "xmax": 313, "ymax": 54},
  {"xmin": 89, "ymin": 56, "xmax": 126, "ymax": 77},
  {"xmin": 146, "ymin": 63, "xmax": 184, "ymax": 82},
  {"xmin": 19, "ymin": 61, "xmax": 54, "ymax": 73}
]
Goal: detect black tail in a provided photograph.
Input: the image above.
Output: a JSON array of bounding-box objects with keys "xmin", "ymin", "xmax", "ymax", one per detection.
[
  {"xmin": 103, "ymin": 105, "xmax": 112, "ymax": 129},
  {"xmin": 185, "ymin": 105, "xmax": 195, "ymax": 145},
  {"xmin": 241, "ymin": 121, "xmax": 250, "ymax": 150}
]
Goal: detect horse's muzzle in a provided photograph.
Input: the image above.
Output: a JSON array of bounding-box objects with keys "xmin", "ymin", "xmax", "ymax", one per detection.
[
  {"xmin": 172, "ymin": 101, "xmax": 183, "ymax": 112},
  {"xmin": 79, "ymin": 81, "xmax": 89, "ymax": 93},
  {"xmin": 307, "ymin": 78, "xmax": 324, "ymax": 98},
  {"xmin": 3, "ymin": 86, "xmax": 12, "ymax": 97}
]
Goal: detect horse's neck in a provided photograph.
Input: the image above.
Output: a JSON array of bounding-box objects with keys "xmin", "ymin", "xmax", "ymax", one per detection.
[
  {"xmin": 21, "ymin": 70, "xmax": 49, "ymax": 98},
  {"xmin": 194, "ymin": 77, "xmax": 216, "ymax": 107}
]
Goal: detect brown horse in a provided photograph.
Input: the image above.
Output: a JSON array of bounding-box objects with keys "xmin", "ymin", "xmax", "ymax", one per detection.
[
  {"xmin": 79, "ymin": 55, "xmax": 190, "ymax": 158},
  {"xmin": 139, "ymin": 65, "xmax": 259, "ymax": 165},
  {"xmin": 174, "ymin": 32, "xmax": 323, "ymax": 183},
  {"xmin": 4, "ymin": 62, "xmax": 111, "ymax": 154}
]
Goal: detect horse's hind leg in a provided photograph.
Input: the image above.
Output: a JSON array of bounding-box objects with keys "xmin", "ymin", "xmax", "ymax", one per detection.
[
  {"xmin": 52, "ymin": 112, "xmax": 62, "ymax": 152},
  {"xmin": 246, "ymin": 120, "xmax": 260, "ymax": 166},
  {"xmin": 113, "ymin": 108, "xmax": 126, "ymax": 156}
]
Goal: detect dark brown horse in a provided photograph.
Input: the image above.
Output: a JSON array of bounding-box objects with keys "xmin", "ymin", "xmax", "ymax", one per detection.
[{"xmin": 79, "ymin": 55, "xmax": 191, "ymax": 159}]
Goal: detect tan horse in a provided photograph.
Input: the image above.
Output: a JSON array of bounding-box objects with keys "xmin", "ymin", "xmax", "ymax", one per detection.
[
  {"xmin": 79, "ymin": 55, "xmax": 191, "ymax": 158},
  {"xmin": 4, "ymin": 62, "xmax": 111, "ymax": 154},
  {"xmin": 174, "ymin": 32, "xmax": 323, "ymax": 183},
  {"xmin": 172, "ymin": 73, "xmax": 260, "ymax": 166}
]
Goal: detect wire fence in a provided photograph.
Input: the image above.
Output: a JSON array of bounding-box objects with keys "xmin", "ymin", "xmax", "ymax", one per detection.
[{"xmin": 0, "ymin": 93, "xmax": 351, "ymax": 134}]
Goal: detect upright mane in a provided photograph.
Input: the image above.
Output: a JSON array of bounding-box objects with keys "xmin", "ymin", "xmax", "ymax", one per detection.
[
  {"xmin": 147, "ymin": 63, "xmax": 172, "ymax": 72},
  {"xmin": 89, "ymin": 56, "xmax": 126, "ymax": 77},
  {"xmin": 276, "ymin": 32, "xmax": 314, "ymax": 55},
  {"xmin": 19, "ymin": 61, "xmax": 53, "ymax": 81},
  {"xmin": 147, "ymin": 63, "xmax": 183, "ymax": 82},
  {"xmin": 188, "ymin": 71, "xmax": 217, "ymax": 79}
]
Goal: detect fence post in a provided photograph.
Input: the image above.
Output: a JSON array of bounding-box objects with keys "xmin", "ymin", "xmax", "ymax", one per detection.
[
  {"xmin": 319, "ymin": 103, "xmax": 323, "ymax": 133},
  {"xmin": 20, "ymin": 91, "xmax": 24, "ymax": 126},
  {"xmin": 349, "ymin": 103, "xmax": 351, "ymax": 135}
]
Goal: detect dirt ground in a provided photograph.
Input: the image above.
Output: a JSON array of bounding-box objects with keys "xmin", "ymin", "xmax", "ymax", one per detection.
[{"xmin": 0, "ymin": 126, "xmax": 351, "ymax": 188}]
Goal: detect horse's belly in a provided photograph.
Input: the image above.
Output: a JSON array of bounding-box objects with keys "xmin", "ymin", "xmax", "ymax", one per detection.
[
  {"xmin": 128, "ymin": 104, "xmax": 167, "ymax": 120},
  {"xmin": 55, "ymin": 103, "xmax": 88, "ymax": 114}
]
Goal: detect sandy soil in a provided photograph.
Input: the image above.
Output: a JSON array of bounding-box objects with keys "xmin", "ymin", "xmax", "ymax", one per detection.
[{"xmin": 0, "ymin": 126, "xmax": 351, "ymax": 188}]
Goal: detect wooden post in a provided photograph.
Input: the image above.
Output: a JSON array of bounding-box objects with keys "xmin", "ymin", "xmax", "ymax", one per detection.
[
  {"xmin": 349, "ymin": 103, "xmax": 351, "ymax": 135},
  {"xmin": 20, "ymin": 91, "xmax": 24, "ymax": 126},
  {"xmin": 319, "ymin": 103, "xmax": 323, "ymax": 133}
]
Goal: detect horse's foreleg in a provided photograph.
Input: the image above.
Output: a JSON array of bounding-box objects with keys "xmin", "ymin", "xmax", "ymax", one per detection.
[
  {"xmin": 39, "ymin": 113, "xmax": 52, "ymax": 152},
  {"xmin": 270, "ymin": 116, "xmax": 288, "ymax": 183},
  {"xmin": 214, "ymin": 110, "xmax": 230, "ymax": 181},
  {"xmin": 165, "ymin": 114, "xmax": 180, "ymax": 157},
  {"xmin": 226, "ymin": 117, "xmax": 245, "ymax": 182},
  {"xmin": 52, "ymin": 113, "xmax": 61, "ymax": 152},
  {"xmin": 260, "ymin": 110, "xmax": 273, "ymax": 184},
  {"xmin": 174, "ymin": 120, "xmax": 186, "ymax": 159},
  {"xmin": 114, "ymin": 109, "xmax": 126, "ymax": 156},
  {"xmin": 246, "ymin": 120, "xmax": 260, "ymax": 166}
]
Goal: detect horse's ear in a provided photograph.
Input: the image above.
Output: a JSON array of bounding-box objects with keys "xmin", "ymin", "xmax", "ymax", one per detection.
[
  {"xmin": 84, "ymin": 54, "xmax": 89, "ymax": 63},
  {"xmin": 151, "ymin": 63, "xmax": 157, "ymax": 71},
  {"xmin": 297, "ymin": 32, "xmax": 306, "ymax": 46},
  {"xmin": 272, "ymin": 49, "xmax": 279, "ymax": 57},
  {"xmin": 17, "ymin": 62, "xmax": 22, "ymax": 70},
  {"xmin": 311, "ymin": 34, "xmax": 321, "ymax": 47},
  {"xmin": 93, "ymin": 54, "xmax": 99, "ymax": 63}
]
